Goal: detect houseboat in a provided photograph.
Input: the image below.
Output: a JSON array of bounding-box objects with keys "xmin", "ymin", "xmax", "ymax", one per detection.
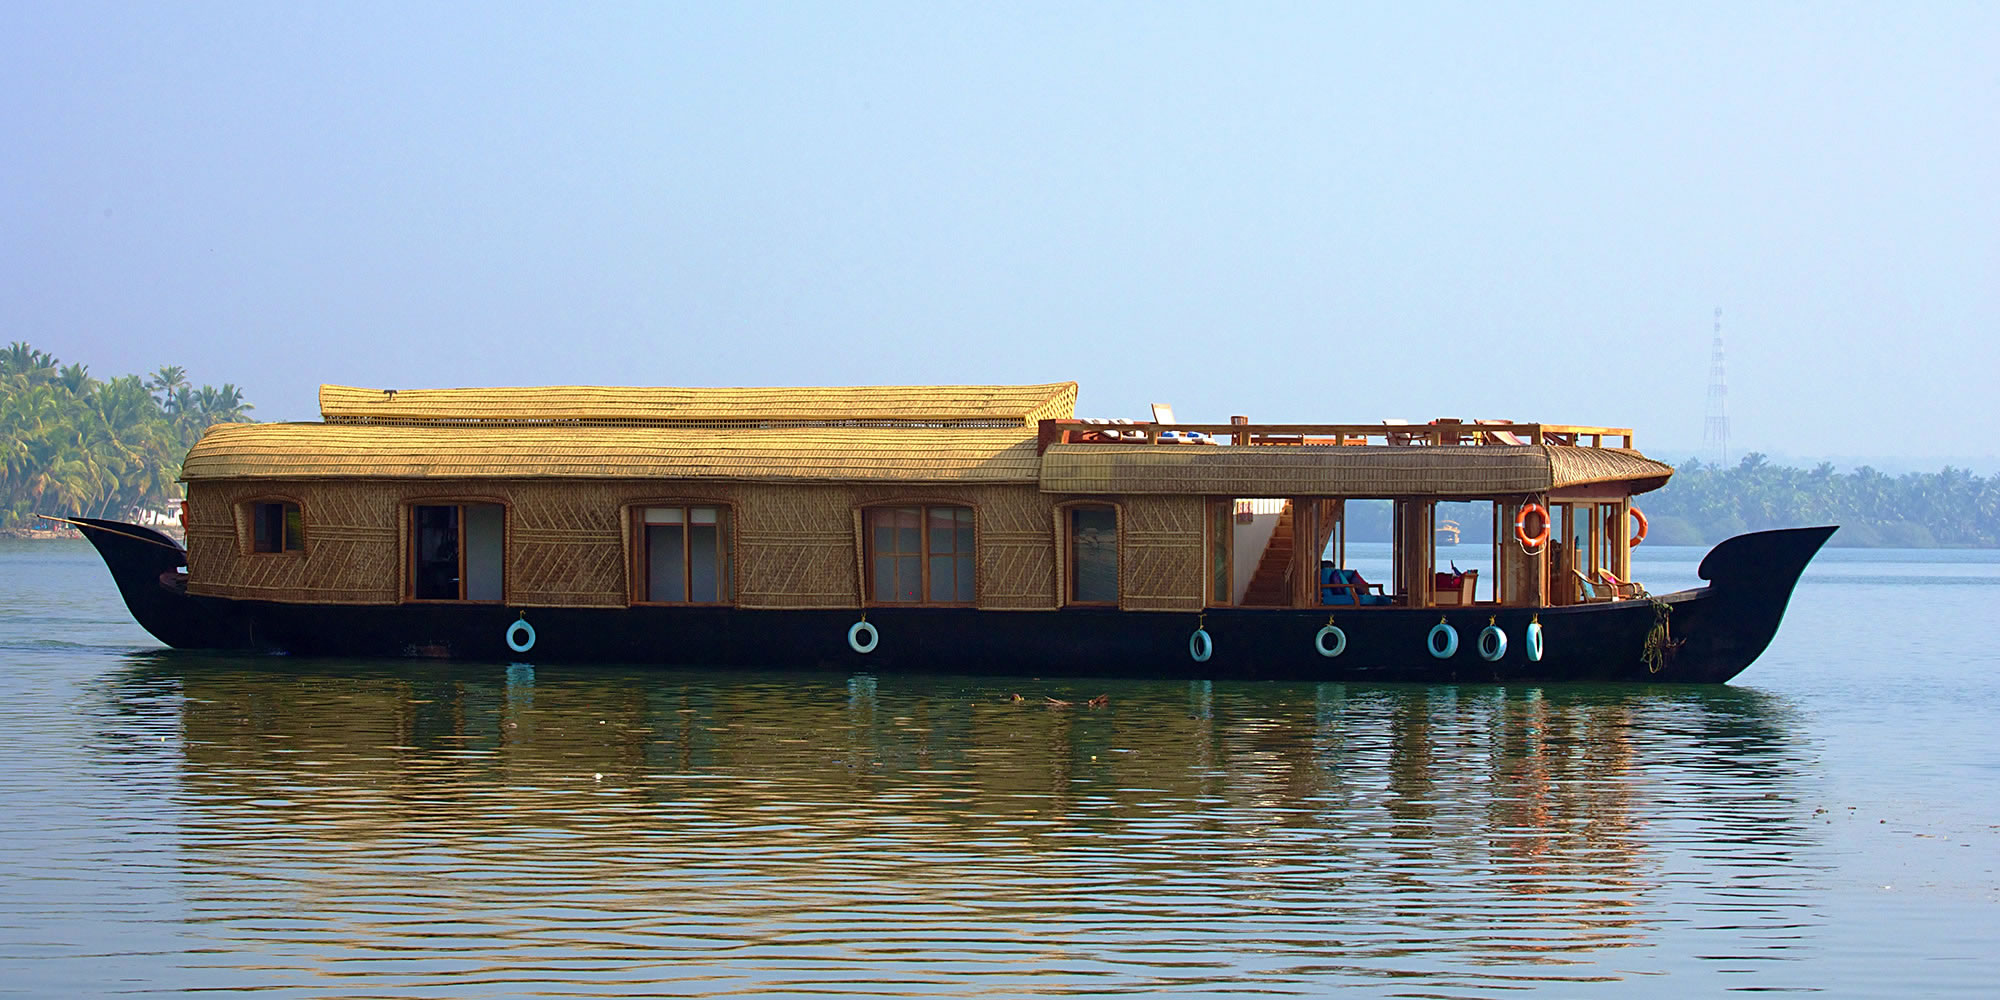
[{"xmin": 62, "ymin": 382, "xmax": 1833, "ymax": 682}]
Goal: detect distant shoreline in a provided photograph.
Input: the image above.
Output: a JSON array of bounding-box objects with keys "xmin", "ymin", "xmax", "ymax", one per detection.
[{"xmin": 1, "ymin": 524, "xmax": 184, "ymax": 544}]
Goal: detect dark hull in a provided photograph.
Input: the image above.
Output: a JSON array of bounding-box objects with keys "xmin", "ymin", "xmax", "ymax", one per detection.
[{"xmin": 72, "ymin": 518, "xmax": 1835, "ymax": 684}]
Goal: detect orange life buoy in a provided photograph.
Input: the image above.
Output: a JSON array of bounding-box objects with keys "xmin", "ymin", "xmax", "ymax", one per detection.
[
  {"xmin": 1628, "ymin": 506, "xmax": 1649, "ymax": 547},
  {"xmin": 1514, "ymin": 502, "xmax": 1550, "ymax": 552}
]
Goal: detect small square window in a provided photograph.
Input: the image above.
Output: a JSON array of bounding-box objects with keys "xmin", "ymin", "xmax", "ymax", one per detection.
[{"xmin": 251, "ymin": 502, "xmax": 302, "ymax": 553}]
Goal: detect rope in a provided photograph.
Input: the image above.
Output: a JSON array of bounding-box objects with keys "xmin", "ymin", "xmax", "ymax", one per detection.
[{"xmin": 1640, "ymin": 599, "xmax": 1678, "ymax": 674}]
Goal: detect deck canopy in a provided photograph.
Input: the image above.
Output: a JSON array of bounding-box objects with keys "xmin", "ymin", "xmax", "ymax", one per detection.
[
  {"xmin": 1038, "ymin": 443, "xmax": 1672, "ymax": 498},
  {"xmin": 183, "ymin": 423, "xmax": 1046, "ymax": 483},
  {"xmin": 319, "ymin": 382, "xmax": 1078, "ymax": 429}
]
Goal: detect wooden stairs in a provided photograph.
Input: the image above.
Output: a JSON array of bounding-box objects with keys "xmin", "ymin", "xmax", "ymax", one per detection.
[{"xmin": 1240, "ymin": 501, "xmax": 1294, "ymax": 606}]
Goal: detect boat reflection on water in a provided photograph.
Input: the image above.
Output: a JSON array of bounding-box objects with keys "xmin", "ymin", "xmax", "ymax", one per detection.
[{"xmin": 98, "ymin": 653, "xmax": 1820, "ymax": 995}]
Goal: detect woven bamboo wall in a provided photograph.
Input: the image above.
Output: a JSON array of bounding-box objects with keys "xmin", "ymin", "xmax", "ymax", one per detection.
[
  {"xmin": 1117, "ymin": 494, "xmax": 1207, "ymax": 612},
  {"xmin": 185, "ymin": 481, "xmax": 406, "ymax": 604},
  {"xmin": 185, "ymin": 479, "xmax": 1070, "ymax": 611}
]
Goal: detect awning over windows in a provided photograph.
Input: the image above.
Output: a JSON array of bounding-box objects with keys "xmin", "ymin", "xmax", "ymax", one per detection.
[{"xmin": 1038, "ymin": 444, "xmax": 1672, "ymax": 498}]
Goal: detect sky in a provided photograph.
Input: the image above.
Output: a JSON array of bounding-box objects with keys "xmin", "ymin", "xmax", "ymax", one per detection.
[{"xmin": 4, "ymin": 2, "xmax": 1995, "ymax": 468}]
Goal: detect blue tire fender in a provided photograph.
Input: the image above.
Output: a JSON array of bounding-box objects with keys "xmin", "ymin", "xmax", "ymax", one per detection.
[{"xmin": 1427, "ymin": 622, "xmax": 1459, "ymax": 659}]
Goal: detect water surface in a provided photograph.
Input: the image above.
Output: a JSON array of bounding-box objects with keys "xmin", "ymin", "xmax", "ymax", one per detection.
[{"xmin": 3, "ymin": 539, "xmax": 1996, "ymax": 996}]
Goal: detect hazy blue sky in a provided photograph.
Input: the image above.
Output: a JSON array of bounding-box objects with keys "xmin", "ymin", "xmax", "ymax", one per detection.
[{"xmin": 5, "ymin": 3, "xmax": 1994, "ymax": 464}]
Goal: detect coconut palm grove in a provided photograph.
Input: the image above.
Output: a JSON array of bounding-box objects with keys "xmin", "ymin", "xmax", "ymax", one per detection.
[{"xmin": 2, "ymin": 342, "xmax": 251, "ymax": 532}]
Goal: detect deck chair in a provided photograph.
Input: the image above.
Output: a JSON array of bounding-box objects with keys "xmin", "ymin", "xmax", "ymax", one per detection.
[
  {"xmin": 1476, "ymin": 419, "xmax": 1529, "ymax": 446},
  {"xmin": 1434, "ymin": 569, "xmax": 1478, "ymax": 606},
  {"xmin": 1430, "ymin": 419, "xmax": 1471, "ymax": 445},
  {"xmin": 1596, "ymin": 569, "xmax": 1647, "ymax": 599},
  {"xmin": 1382, "ymin": 418, "xmax": 1422, "ymax": 446},
  {"xmin": 1149, "ymin": 403, "xmax": 1214, "ymax": 444},
  {"xmin": 1571, "ymin": 568, "xmax": 1616, "ymax": 602}
]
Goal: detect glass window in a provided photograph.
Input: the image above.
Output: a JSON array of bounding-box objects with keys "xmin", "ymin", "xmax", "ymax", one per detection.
[
  {"xmin": 866, "ymin": 505, "xmax": 973, "ymax": 604},
  {"xmin": 464, "ymin": 504, "xmax": 505, "ymax": 602},
  {"xmin": 639, "ymin": 505, "xmax": 732, "ymax": 604},
  {"xmin": 250, "ymin": 501, "xmax": 302, "ymax": 553},
  {"xmin": 410, "ymin": 503, "xmax": 505, "ymax": 601},
  {"xmin": 412, "ymin": 505, "xmax": 461, "ymax": 599},
  {"xmin": 1070, "ymin": 506, "xmax": 1118, "ymax": 604}
]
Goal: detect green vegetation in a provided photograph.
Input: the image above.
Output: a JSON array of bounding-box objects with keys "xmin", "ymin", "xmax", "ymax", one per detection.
[
  {"xmin": 1640, "ymin": 454, "xmax": 2000, "ymax": 548},
  {"xmin": 1, "ymin": 342, "xmax": 252, "ymax": 531}
]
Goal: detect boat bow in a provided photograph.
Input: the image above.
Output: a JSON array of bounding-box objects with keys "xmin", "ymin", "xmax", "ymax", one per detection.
[
  {"xmin": 1672, "ymin": 525, "xmax": 1838, "ymax": 681},
  {"xmin": 54, "ymin": 516, "xmax": 242, "ymax": 650}
]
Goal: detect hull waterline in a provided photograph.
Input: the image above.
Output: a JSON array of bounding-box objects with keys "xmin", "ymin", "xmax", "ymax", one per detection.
[{"xmin": 71, "ymin": 520, "xmax": 1835, "ymax": 684}]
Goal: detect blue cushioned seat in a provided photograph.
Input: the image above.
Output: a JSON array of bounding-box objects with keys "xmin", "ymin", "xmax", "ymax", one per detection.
[{"xmin": 1320, "ymin": 566, "xmax": 1391, "ymax": 606}]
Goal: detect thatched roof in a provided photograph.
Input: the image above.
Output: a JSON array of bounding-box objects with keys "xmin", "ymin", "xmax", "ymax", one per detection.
[
  {"xmin": 319, "ymin": 382, "xmax": 1078, "ymax": 428},
  {"xmin": 1037, "ymin": 444, "xmax": 1672, "ymax": 498},
  {"xmin": 183, "ymin": 423, "xmax": 1045, "ymax": 483},
  {"xmin": 188, "ymin": 383, "xmax": 1671, "ymax": 495}
]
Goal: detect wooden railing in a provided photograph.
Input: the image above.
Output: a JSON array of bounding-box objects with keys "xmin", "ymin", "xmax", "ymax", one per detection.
[{"xmin": 1037, "ymin": 419, "xmax": 1634, "ymax": 454}]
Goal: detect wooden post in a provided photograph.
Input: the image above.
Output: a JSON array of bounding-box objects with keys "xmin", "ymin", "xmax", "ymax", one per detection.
[
  {"xmin": 1490, "ymin": 502, "xmax": 1503, "ymax": 606},
  {"xmin": 1289, "ymin": 499, "xmax": 1317, "ymax": 608},
  {"xmin": 1394, "ymin": 499, "xmax": 1436, "ymax": 608},
  {"xmin": 1417, "ymin": 502, "xmax": 1435, "ymax": 607},
  {"xmin": 1501, "ymin": 499, "xmax": 1549, "ymax": 608},
  {"xmin": 1390, "ymin": 501, "xmax": 1405, "ymax": 599},
  {"xmin": 1332, "ymin": 499, "xmax": 1346, "ymax": 570},
  {"xmin": 1608, "ymin": 496, "xmax": 1624, "ymax": 584}
]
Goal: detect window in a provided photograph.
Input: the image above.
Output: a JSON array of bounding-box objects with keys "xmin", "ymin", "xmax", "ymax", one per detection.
[
  {"xmin": 410, "ymin": 503, "xmax": 505, "ymax": 601},
  {"xmin": 866, "ymin": 505, "xmax": 974, "ymax": 604},
  {"xmin": 1068, "ymin": 506, "xmax": 1118, "ymax": 604},
  {"xmin": 250, "ymin": 501, "xmax": 303, "ymax": 553},
  {"xmin": 637, "ymin": 505, "xmax": 732, "ymax": 604}
]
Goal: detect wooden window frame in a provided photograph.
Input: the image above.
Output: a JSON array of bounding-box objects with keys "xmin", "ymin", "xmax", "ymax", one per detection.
[
  {"xmin": 241, "ymin": 497, "xmax": 305, "ymax": 556},
  {"xmin": 404, "ymin": 499, "xmax": 509, "ymax": 604},
  {"xmin": 860, "ymin": 503, "xmax": 977, "ymax": 607},
  {"xmin": 1205, "ymin": 499, "xmax": 1233, "ymax": 607},
  {"xmin": 628, "ymin": 502, "xmax": 735, "ymax": 606},
  {"xmin": 1059, "ymin": 501, "xmax": 1120, "ymax": 607}
]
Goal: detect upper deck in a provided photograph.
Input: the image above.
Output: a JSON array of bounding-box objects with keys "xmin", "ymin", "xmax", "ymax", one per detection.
[
  {"xmin": 1038, "ymin": 419, "xmax": 1634, "ymax": 451},
  {"xmin": 1036, "ymin": 418, "xmax": 1667, "ymax": 499}
]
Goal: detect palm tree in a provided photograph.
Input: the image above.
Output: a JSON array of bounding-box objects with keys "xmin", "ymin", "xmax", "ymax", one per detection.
[
  {"xmin": 206, "ymin": 383, "xmax": 253, "ymax": 424},
  {"xmin": 1, "ymin": 342, "xmax": 58, "ymax": 381},
  {"xmin": 58, "ymin": 362, "xmax": 95, "ymax": 395},
  {"xmin": 146, "ymin": 365, "xmax": 189, "ymax": 404},
  {"xmin": 167, "ymin": 386, "xmax": 197, "ymax": 433}
]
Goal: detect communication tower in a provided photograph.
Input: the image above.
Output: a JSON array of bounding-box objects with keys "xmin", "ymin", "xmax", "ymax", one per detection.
[{"xmin": 1702, "ymin": 307, "xmax": 1729, "ymax": 466}]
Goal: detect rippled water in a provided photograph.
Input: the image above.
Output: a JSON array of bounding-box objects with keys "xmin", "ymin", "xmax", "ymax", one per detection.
[{"xmin": 4, "ymin": 539, "xmax": 1998, "ymax": 996}]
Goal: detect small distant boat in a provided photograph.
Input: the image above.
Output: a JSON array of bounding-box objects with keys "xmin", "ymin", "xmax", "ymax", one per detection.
[
  {"xmin": 1436, "ymin": 518, "xmax": 1461, "ymax": 546},
  {"xmin": 60, "ymin": 382, "xmax": 1831, "ymax": 683}
]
